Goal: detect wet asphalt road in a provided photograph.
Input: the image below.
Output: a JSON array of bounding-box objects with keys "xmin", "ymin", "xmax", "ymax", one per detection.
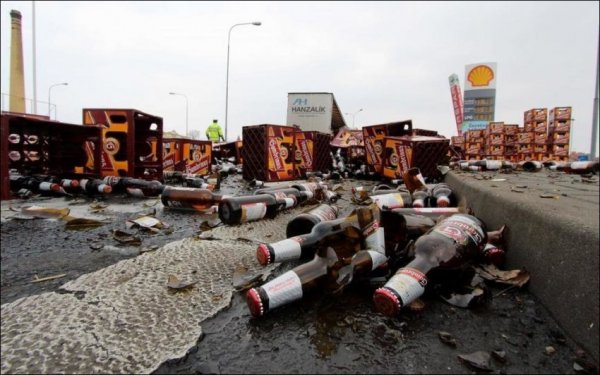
[{"xmin": 1, "ymin": 173, "xmax": 598, "ymax": 374}]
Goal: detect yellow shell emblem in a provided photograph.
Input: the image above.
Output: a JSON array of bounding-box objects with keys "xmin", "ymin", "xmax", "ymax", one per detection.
[{"xmin": 467, "ymin": 65, "xmax": 494, "ymax": 87}]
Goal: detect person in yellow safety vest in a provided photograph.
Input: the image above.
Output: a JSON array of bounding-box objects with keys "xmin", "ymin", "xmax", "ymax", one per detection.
[{"xmin": 206, "ymin": 119, "xmax": 225, "ymax": 142}]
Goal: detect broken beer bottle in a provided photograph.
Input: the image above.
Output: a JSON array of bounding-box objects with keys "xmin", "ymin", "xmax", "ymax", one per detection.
[
  {"xmin": 286, "ymin": 203, "xmax": 339, "ymax": 238},
  {"xmin": 373, "ymin": 213, "xmax": 488, "ymax": 316}
]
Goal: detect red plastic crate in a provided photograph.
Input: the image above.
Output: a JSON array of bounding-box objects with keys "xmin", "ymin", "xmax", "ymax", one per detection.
[
  {"xmin": 242, "ymin": 124, "xmax": 297, "ymax": 182},
  {"xmin": 381, "ymin": 135, "xmax": 449, "ymax": 181},
  {"xmin": 163, "ymin": 138, "xmax": 212, "ymax": 175},
  {"xmin": 1, "ymin": 113, "xmax": 103, "ymax": 200},
  {"xmin": 294, "ymin": 131, "xmax": 332, "ymax": 178},
  {"xmin": 362, "ymin": 120, "xmax": 413, "ymax": 174},
  {"xmin": 82, "ymin": 108, "xmax": 163, "ymax": 180}
]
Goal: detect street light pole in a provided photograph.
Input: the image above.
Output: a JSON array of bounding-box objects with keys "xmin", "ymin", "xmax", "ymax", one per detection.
[
  {"xmin": 344, "ymin": 108, "xmax": 363, "ymax": 128},
  {"xmin": 48, "ymin": 82, "xmax": 68, "ymax": 119},
  {"xmin": 225, "ymin": 21, "xmax": 261, "ymax": 142},
  {"xmin": 169, "ymin": 92, "xmax": 189, "ymax": 136}
]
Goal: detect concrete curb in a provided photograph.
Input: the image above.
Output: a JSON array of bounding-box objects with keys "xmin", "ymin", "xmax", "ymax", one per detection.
[{"xmin": 445, "ymin": 170, "xmax": 599, "ymax": 362}]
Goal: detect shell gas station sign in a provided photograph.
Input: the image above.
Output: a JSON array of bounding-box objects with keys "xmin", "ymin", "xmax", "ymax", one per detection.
[{"xmin": 462, "ymin": 62, "xmax": 497, "ymax": 133}]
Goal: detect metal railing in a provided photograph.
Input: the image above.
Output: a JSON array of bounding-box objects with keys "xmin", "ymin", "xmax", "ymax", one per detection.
[{"xmin": 1, "ymin": 92, "xmax": 55, "ymax": 118}]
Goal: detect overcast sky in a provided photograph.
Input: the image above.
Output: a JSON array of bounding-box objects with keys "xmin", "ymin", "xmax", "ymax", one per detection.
[{"xmin": 1, "ymin": 1, "xmax": 598, "ymax": 154}]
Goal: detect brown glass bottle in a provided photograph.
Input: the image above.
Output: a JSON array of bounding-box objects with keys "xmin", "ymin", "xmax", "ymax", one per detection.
[
  {"xmin": 286, "ymin": 203, "xmax": 339, "ymax": 238},
  {"xmin": 219, "ymin": 194, "xmax": 281, "ymax": 225},
  {"xmin": 247, "ymin": 247, "xmax": 340, "ymax": 317},
  {"xmin": 373, "ymin": 213, "xmax": 488, "ymax": 316},
  {"xmin": 161, "ymin": 186, "xmax": 229, "ymax": 211},
  {"xmin": 558, "ymin": 161, "xmax": 599, "ymax": 174},
  {"xmin": 79, "ymin": 178, "xmax": 113, "ymax": 195},
  {"xmin": 103, "ymin": 176, "xmax": 164, "ymax": 197},
  {"xmin": 430, "ymin": 183, "xmax": 454, "ymax": 207},
  {"xmin": 257, "ymin": 210, "xmax": 359, "ymax": 265},
  {"xmin": 256, "ymin": 188, "xmax": 314, "ymax": 210},
  {"xmin": 370, "ymin": 191, "xmax": 413, "ymax": 210}
]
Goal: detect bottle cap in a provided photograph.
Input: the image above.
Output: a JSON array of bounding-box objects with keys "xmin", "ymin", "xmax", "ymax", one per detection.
[
  {"xmin": 408, "ymin": 298, "xmax": 426, "ymax": 312},
  {"xmin": 373, "ymin": 287, "xmax": 401, "ymax": 316},
  {"xmin": 101, "ymin": 184, "xmax": 113, "ymax": 194},
  {"xmin": 256, "ymin": 244, "xmax": 271, "ymax": 265},
  {"xmin": 436, "ymin": 196, "xmax": 450, "ymax": 207},
  {"xmin": 246, "ymin": 288, "xmax": 264, "ymax": 317}
]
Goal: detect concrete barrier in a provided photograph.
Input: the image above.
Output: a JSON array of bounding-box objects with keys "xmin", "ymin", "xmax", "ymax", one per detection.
[{"xmin": 445, "ymin": 170, "xmax": 599, "ymax": 362}]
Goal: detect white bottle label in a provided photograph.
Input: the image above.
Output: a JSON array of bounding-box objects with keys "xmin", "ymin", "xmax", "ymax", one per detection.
[
  {"xmin": 384, "ymin": 267, "xmax": 427, "ymax": 306},
  {"xmin": 372, "ymin": 193, "xmax": 406, "ymax": 209},
  {"xmin": 364, "ymin": 220, "xmax": 386, "ymax": 254},
  {"xmin": 366, "ymin": 250, "xmax": 388, "ymax": 270},
  {"xmin": 434, "ymin": 215, "xmax": 485, "ymax": 246},
  {"xmin": 240, "ymin": 202, "xmax": 267, "ymax": 223},
  {"xmin": 485, "ymin": 160, "xmax": 502, "ymax": 170},
  {"xmin": 570, "ymin": 161, "xmax": 588, "ymax": 170},
  {"xmin": 38, "ymin": 181, "xmax": 53, "ymax": 191},
  {"xmin": 310, "ymin": 205, "xmax": 338, "ymax": 222},
  {"xmin": 261, "ymin": 270, "xmax": 303, "ymax": 310},
  {"xmin": 272, "ymin": 238, "xmax": 303, "ymax": 263}
]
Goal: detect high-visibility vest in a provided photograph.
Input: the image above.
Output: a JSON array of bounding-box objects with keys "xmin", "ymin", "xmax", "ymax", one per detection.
[{"xmin": 206, "ymin": 123, "xmax": 223, "ymax": 141}]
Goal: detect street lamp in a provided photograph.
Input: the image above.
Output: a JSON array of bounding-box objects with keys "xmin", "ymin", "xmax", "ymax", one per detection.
[
  {"xmin": 344, "ymin": 108, "xmax": 363, "ymax": 128},
  {"xmin": 169, "ymin": 92, "xmax": 189, "ymax": 136},
  {"xmin": 48, "ymin": 82, "xmax": 68, "ymax": 119},
  {"xmin": 225, "ymin": 21, "xmax": 261, "ymax": 142}
]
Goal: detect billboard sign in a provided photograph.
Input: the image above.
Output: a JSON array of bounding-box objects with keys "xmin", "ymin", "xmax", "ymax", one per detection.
[
  {"xmin": 448, "ymin": 74, "xmax": 464, "ymax": 136},
  {"xmin": 286, "ymin": 93, "xmax": 333, "ymax": 132},
  {"xmin": 462, "ymin": 62, "xmax": 497, "ymax": 130}
]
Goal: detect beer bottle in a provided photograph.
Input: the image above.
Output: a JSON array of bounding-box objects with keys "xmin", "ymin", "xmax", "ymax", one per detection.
[
  {"xmin": 161, "ymin": 186, "xmax": 229, "ymax": 211},
  {"xmin": 103, "ymin": 176, "xmax": 164, "ymax": 197},
  {"xmin": 247, "ymin": 247, "xmax": 340, "ymax": 317},
  {"xmin": 370, "ymin": 191, "xmax": 413, "ymax": 210},
  {"xmin": 9, "ymin": 175, "xmax": 62, "ymax": 196},
  {"xmin": 79, "ymin": 178, "xmax": 113, "ymax": 195},
  {"xmin": 411, "ymin": 188, "xmax": 430, "ymax": 208},
  {"xmin": 402, "ymin": 167, "xmax": 427, "ymax": 194},
  {"xmin": 559, "ymin": 161, "xmax": 599, "ymax": 174},
  {"xmin": 431, "ymin": 183, "xmax": 454, "ymax": 207},
  {"xmin": 256, "ymin": 188, "xmax": 314, "ymax": 209},
  {"xmin": 518, "ymin": 160, "xmax": 543, "ymax": 172},
  {"xmin": 219, "ymin": 194, "xmax": 281, "ymax": 225},
  {"xmin": 389, "ymin": 207, "xmax": 460, "ymax": 219},
  {"xmin": 286, "ymin": 203, "xmax": 339, "ymax": 237},
  {"xmin": 373, "ymin": 213, "xmax": 488, "ymax": 316},
  {"xmin": 257, "ymin": 210, "xmax": 359, "ymax": 265}
]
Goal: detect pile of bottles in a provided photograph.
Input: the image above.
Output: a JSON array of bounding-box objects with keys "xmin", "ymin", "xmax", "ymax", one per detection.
[
  {"xmin": 451, "ymin": 159, "xmax": 599, "ymax": 174},
  {"xmin": 246, "ymin": 200, "xmax": 507, "ymax": 317},
  {"xmin": 8, "ymin": 173, "xmax": 166, "ymax": 198}
]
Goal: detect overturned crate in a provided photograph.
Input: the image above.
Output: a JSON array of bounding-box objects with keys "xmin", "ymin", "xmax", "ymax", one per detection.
[
  {"xmin": 163, "ymin": 137, "xmax": 212, "ymax": 176},
  {"xmin": 82, "ymin": 108, "xmax": 163, "ymax": 180},
  {"xmin": 294, "ymin": 130, "xmax": 332, "ymax": 178},
  {"xmin": 381, "ymin": 135, "xmax": 450, "ymax": 181},
  {"xmin": 1, "ymin": 113, "xmax": 103, "ymax": 200},
  {"xmin": 362, "ymin": 120, "xmax": 413, "ymax": 174},
  {"xmin": 242, "ymin": 124, "xmax": 297, "ymax": 182}
]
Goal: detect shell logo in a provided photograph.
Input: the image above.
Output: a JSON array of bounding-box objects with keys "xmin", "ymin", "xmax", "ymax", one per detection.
[{"xmin": 467, "ymin": 65, "xmax": 494, "ymax": 87}]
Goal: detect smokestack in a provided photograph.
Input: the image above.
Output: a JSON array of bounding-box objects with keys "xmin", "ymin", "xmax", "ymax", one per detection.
[{"xmin": 9, "ymin": 9, "xmax": 26, "ymax": 113}]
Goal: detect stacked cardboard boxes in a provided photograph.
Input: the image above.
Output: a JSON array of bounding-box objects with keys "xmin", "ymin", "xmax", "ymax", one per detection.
[{"xmin": 464, "ymin": 129, "xmax": 485, "ymax": 160}]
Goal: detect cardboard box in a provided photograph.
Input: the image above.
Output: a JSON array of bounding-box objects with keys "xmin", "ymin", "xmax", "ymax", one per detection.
[
  {"xmin": 183, "ymin": 141, "xmax": 212, "ymax": 176},
  {"xmin": 517, "ymin": 132, "xmax": 535, "ymax": 144},
  {"xmin": 489, "ymin": 134, "xmax": 505, "ymax": 145},
  {"xmin": 504, "ymin": 124, "xmax": 519, "ymax": 135},
  {"xmin": 534, "ymin": 144, "xmax": 548, "ymax": 153},
  {"xmin": 550, "ymin": 120, "xmax": 571, "ymax": 133},
  {"xmin": 533, "ymin": 108, "xmax": 548, "ymax": 122},
  {"xmin": 524, "ymin": 122, "xmax": 535, "ymax": 132},
  {"xmin": 552, "ymin": 144, "xmax": 569, "ymax": 157}
]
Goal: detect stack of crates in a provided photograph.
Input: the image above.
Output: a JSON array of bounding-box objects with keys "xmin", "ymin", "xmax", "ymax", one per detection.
[
  {"xmin": 82, "ymin": 108, "xmax": 163, "ymax": 180},
  {"xmin": 464, "ymin": 129, "xmax": 485, "ymax": 160},
  {"xmin": 486, "ymin": 122, "xmax": 505, "ymax": 160},
  {"xmin": 362, "ymin": 120, "xmax": 413, "ymax": 174},
  {"xmin": 163, "ymin": 137, "xmax": 212, "ymax": 176},
  {"xmin": 293, "ymin": 131, "xmax": 331, "ymax": 179},
  {"xmin": 548, "ymin": 107, "xmax": 572, "ymax": 161},
  {"xmin": 242, "ymin": 124, "xmax": 297, "ymax": 182},
  {"xmin": 531, "ymin": 108, "xmax": 549, "ymax": 161},
  {"xmin": 504, "ymin": 124, "xmax": 519, "ymax": 161},
  {"xmin": 1, "ymin": 113, "xmax": 103, "ymax": 200}
]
